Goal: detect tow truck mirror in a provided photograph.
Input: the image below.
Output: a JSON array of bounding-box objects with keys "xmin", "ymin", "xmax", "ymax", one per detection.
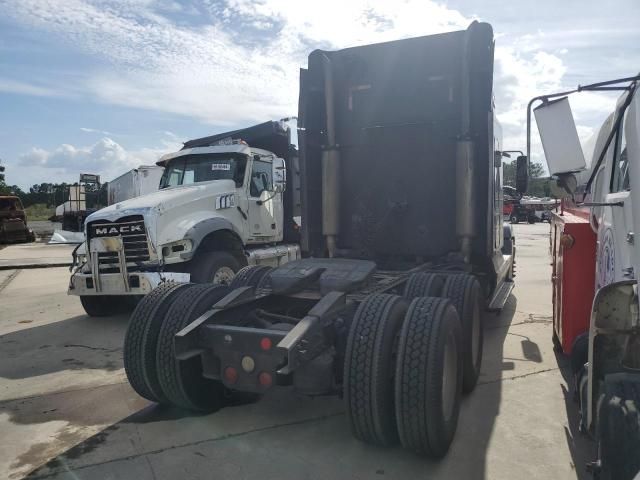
[
  {"xmin": 549, "ymin": 173, "xmax": 578, "ymax": 199},
  {"xmin": 534, "ymin": 97, "xmax": 586, "ymax": 176},
  {"xmin": 516, "ymin": 155, "xmax": 528, "ymax": 194},
  {"xmin": 272, "ymin": 157, "xmax": 286, "ymax": 193}
]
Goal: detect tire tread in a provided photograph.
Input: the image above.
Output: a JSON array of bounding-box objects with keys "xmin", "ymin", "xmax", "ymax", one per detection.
[
  {"xmin": 344, "ymin": 294, "xmax": 407, "ymax": 446},
  {"xmin": 123, "ymin": 282, "xmax": 189, "ymax": 402}
]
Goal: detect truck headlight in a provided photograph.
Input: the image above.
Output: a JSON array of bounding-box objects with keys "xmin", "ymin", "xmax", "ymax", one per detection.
[{"xmin": 161, "ymin": 239, "xmax": 193, "ymax": 261}]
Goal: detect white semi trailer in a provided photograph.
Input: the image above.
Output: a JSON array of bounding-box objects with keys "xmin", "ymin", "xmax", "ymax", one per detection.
[{"xmin": 107, "ymin": 165, "xmax": 164, "ymax": 205}]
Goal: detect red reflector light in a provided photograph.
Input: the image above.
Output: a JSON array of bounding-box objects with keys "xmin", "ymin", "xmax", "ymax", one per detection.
[
  {"xmin": 224, "ymin": 366, "xmax": 238, "ymax": 384},
  {"xmin": 260, "ymin": 337, "xmax": 272, "ymax": 351},
  {"xmin": 258, "ymin": 372, "xmax": 272, "ymax": 387}
]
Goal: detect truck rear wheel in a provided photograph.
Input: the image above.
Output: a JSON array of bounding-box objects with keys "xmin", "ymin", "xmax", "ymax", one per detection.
[
  {"xmin": 123, "ymin": 282, "xmax": 191, "ymax": 403},
  {"xmin": 597, "ymin": 373, "xmax": 640, "ymax": 480},
  {"xmin": 441, "ymin": 274, "xmax": 483, "ymax": 393},
  {"xmin": 395, "ymin": 297, "xmax": 463, "ymax": 457},
  {"xmin": 156, "ymin": 284, "xmax": 231, "ymax": 411},
  {"xmin": 404, "ymin": 272, "xmax": 445, "ymax": 299},
  {"xmin": 80, "ymin": 295, "xmax": 134, "ymax": 317},
  {"xmin": 188, "ymin": 251, "xmax": 244, "ymax": 285},
  {"xmin": 228, "ymin": 265, "xmax": 273, "ymax": 289},
  {"xmin": 344, "ymin": 293, "xmax": 408, "ymax": 446}
]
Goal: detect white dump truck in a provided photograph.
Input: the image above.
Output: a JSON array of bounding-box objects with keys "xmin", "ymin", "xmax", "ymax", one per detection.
[{"xmin": 68, "ymin": 121, "xmax": 301, "ymax": 316}]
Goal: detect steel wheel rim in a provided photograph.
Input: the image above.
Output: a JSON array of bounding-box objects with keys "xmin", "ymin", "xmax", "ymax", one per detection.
[
  {"xmin": 212, "ymin": 266, "xmax": 235, "ymax": 285},
  {"xmin": 442, "ymin": 329, "xmax": 458, "ymax": 422}
]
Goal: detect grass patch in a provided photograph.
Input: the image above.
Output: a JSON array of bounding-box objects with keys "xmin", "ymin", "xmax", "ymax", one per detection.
[{"xmin": 25, "ymin": 203, "xmax": 55, "ymax": 221}]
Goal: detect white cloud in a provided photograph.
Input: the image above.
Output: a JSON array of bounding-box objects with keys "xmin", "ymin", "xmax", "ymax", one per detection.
[
  {"xmin": 18, "ymin": 147, "xmax": 49, "ymax": 166},
  {"xmin": 80, "ymin": 127, "xmax": 113, "ymax": 135},
  {"xmin": 1, "ymin": 0, "xmax": 473, "ymax": 125},
  {"xmin": 18, "ymin": 135, "xmax": 181, "ymax": 184},
  {"xmin": 0, "ymin": 77, "xmax": 66, "ymax": 97},
  {"xmin": 2, "ymin": 0, "xmax": 634, "ymax": 173}
]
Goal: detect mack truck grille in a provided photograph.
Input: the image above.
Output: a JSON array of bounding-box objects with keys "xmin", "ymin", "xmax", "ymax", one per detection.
[{"xmin": 88, "ymin": 216, "xmax": 151, "ymax": 271}]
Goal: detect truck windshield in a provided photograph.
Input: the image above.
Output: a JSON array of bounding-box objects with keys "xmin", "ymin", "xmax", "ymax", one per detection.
[{"xmin": 160, "ymin": 154, "xmax": 247, "ymax": 188}]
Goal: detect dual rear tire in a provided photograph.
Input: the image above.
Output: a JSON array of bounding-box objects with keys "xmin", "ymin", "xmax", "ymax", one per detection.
[
  {"xmin": 123, "ymin": 266, "xmax": 275, "ymax": 412},
  {"xmin": 124, "ymin": 282, "xmax": 234, "ymax": 411},
  {"xmin": 344, "ymin": 293, "xmax": 464, "ymax": 457},
  {"xmin": 404, "ymin": 272, "xmax": 483, "ymax": 393}
]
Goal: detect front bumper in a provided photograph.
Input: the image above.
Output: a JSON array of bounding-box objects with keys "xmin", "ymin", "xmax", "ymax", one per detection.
[{"xmin": 68, "ymin": 271, "xmax": 190, "ymax": 296}]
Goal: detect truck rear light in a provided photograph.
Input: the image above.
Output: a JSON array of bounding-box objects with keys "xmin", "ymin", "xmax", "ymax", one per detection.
[
  {"xmin": 258, "ymin": 372, "xmax": 272, "ymax": 387},
  {"xmin": 224, "ymin": 366, "xmax": 238, "ymax": 384},
  {"xmin": 260, "ymin": 337, "xmax": 272, "ymax": 351}
]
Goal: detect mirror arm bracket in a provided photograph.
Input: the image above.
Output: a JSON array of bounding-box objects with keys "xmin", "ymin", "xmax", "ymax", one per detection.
[{"xmin": 256, "ymin": 191, "xmax": 278, "ymax": 205}]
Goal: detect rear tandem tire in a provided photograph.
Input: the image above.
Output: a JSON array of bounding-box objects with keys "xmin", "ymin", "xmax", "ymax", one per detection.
[
  {"xmin": 123, "ymin": 282, "xmax": 191, "ymax": 403},
  {"xmin": 344, "ymin": 294, "xmax": 409, "ymax": 446},
  {"xmin": 228, "ymin": 265, "xmax": 273, "ymax": 290},
  {"xmin": 404, "ymin": 272, "xmax": 445, "ymax": 299},
  {"xmin": 441, "ymin": 274, "xmax": 483, "ymax": 394},
  {"xmin": 395, "ymin": 297, "xmax": 463, "ymax": 457},
  {"xmin": 156, "ymin": 284, "xmax": 232, "ymax": 412}
]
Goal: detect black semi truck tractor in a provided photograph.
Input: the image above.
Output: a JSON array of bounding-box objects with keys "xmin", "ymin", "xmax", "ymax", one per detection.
[{"xmin": 123, "ymin": 21, "xmax": 521, "ymax": 457}]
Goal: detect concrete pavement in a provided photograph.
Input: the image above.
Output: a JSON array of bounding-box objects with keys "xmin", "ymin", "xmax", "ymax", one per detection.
[
  {"xmin": 0, "ymin": 243, "xmax": 74, "ymax": 270},
  {"xmin": 0, "ymin": 223, "xmax": 593, "ymax": 479}
]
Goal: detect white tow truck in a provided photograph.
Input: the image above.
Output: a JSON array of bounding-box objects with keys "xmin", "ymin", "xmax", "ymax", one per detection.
[
  {"xmin": 530, "ymin": 74, "xmax": 640, "ymax": 479},
  {"xmin": 68, "ymin": 121, "xmax": 301, "ymax": 316}
]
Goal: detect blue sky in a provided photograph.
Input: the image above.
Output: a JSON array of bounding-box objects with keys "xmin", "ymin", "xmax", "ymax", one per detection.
[{"xmin": 0, "ymin": 0, "xmax": 638, "ymax": 190}]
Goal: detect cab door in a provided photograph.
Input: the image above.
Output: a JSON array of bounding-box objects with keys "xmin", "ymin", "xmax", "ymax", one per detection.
[
  {"xmin": 596, "ymin": 106, "xmax": 634, "ymax": 288},
  {"xmin": 246, "ymin": 156, "xmax": 278, "ymax": 243}
]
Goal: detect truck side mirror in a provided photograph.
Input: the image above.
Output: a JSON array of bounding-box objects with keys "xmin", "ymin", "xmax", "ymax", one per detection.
[
  {"xmin": 516, "ymin": 155, "xmax": 528, "ymax": 194},
  {"xmin": 534, "ymin": 97, "xmax": 586, "ymax": 176},
  {"xmin": 272, "ymin": 157, "xmax": 286, "ymax": 193}
]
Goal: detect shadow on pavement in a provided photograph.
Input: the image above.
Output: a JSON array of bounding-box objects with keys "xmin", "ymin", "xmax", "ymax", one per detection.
[
  {"xmin": 0, "ymin": 313, "xmax": 130, "ymax": 381},
  {"xmin": 554, "ymin": 349, "xmax": 595, "ymax": 480}
]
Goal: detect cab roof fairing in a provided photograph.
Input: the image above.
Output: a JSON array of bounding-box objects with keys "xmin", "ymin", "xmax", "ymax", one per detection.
[{"xmin": 156, "ymin": 144, "xmax": 253, "ymax": 166}]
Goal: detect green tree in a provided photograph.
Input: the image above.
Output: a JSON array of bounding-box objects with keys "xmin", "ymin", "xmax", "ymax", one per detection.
[
  {"xmin": 503, "ymin": 160, "xmax": 550, "ymax": 197},
  {"xmin": 528, "ymin": 162, "xmax": 545, "ymax": 178},
  {"xmin": 0, "ymin": 181, "xmax": 25, "ymax": 196}
]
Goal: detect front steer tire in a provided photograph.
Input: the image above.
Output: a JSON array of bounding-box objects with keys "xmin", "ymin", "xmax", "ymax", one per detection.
[
  {"xmin": 441, "ymin": 274, "xmax": 483, "ymax": 394},
  {"xmin": 80, "ymin": 295, "xmax": 135, "ymax": 317},
  {"xmin": 188, "ymin": 250, "xmax": 245, "ymax": 285},
  {"xmin": 123, "ymin": 282, "xmax": 191, "ymax": 403},
  {"xmin": 597, "ymin": 373, "xmax": 640, "ymax": 480},
  {"xmin": 156, "ymin": 284, "xmax": 232, "ymax": 412},
  {"xmin": 395, "ymin": 297, "xmax": 463, "ymax": 457},
  {"xmin": 344, "ymin": 294, "xmax": 409, "ymax": 447}
]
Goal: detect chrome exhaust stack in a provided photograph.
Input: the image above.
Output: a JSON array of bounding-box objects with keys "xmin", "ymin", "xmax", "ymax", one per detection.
[
  {"xmin": 321, "ymin": 54, "xmax": 340, "ymax": 258},
  {"xmin": 456, "ymin": 22, "xmax": 477, "ymax": 264}
]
